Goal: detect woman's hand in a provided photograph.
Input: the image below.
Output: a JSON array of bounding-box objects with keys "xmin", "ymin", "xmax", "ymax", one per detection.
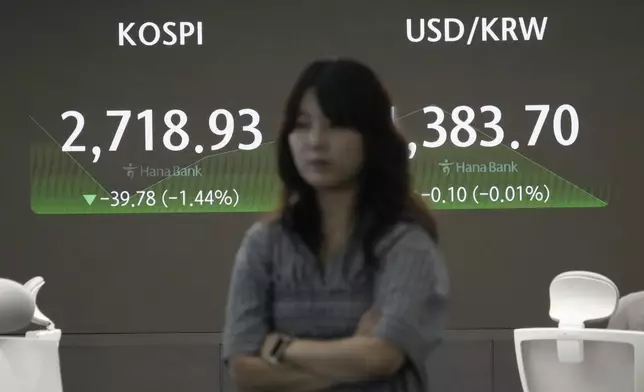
[{"xmin": 355, "ymin": 308, "xmax": 381, "ymax": 336}]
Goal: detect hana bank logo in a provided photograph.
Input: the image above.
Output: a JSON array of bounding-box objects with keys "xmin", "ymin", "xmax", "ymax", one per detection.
[
  {"xmin": 122, "ymin": 163, "xmax": 203, "ymax": 179},
  {"xmin": 438, "ymin": 159, "xmax": 454, "ymax": 175},
  {"xmin": 437, "ymin": 159, "xmax": 519, "ymax": 175}
]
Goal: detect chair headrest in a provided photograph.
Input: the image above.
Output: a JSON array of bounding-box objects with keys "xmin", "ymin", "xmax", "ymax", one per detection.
[
  {"xmin": 0, "ymin": 278, "xmax": 35, "ymax": 333},
  {"xmin": 549, "ymin": 271, "xmax": 619, "ymax": 328},
  {"xmin": 23, "ymin": 277, "xmax": 54, "ymax": 328}
]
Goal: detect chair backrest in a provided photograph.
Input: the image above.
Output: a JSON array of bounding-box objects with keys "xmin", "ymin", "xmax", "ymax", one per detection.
[
  {"xmin": 0, "ymin": 335, "xmax": 64, "ymax": 392},
  {"xmin": 514, "ymin": 328, "xmax": 644, "ymax": 392},
  {"xmin": 514, "ymin": 271, "xmax": 644, "ymax": 392},
  {"xmin": 0, "ymin": 276, "xmax": 64, "ymax": 392}
]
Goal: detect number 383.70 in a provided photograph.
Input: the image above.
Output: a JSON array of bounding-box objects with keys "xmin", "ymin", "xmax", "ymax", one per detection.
[{"xmin": 420, "ymin": 104, "xmax": 578, "ymax": 148}]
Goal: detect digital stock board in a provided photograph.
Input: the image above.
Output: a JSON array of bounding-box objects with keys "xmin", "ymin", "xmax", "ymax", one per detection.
[{"xmin": 23, "ymin": 2, "xmax": 624, "ymax": 216}]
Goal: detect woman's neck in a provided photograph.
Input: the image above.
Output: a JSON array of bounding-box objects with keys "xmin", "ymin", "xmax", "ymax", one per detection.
[{"xmin": 316, "ymin": 187, "xmax": 357, "ymax": 255}]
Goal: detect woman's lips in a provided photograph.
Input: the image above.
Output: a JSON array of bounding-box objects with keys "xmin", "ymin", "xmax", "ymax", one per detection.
[{"xmin": 308, "ymin": 158, "xmax": 331, "ymax": 168}]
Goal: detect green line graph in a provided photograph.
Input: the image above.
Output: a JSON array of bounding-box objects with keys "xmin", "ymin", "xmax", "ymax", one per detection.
[
  {"xmin": 30, "ymin": 138, "xmax": 607, "ymax": 214},
  {"xmin": 411, "ymin": 144, "xmax": 606, "ymax": 209}
]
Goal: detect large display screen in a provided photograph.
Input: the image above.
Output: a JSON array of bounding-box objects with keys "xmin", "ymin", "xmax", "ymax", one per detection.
[{"xmin": 26, "ymin": 4, "xmax": 613, "ymax": 215}]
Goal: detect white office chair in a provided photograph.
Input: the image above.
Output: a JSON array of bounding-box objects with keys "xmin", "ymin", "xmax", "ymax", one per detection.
[
  {"xmin": 0, "ymin": 277, "xmax": 64, "ymax": 392},
  {"xmin": 514, "ymin": 271, "xmax": 644, "ymax": 392}
]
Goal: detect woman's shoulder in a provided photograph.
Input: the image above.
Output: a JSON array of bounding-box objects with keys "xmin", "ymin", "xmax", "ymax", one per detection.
[
  {"xmin": 242, "ymin": 216, "xmax": 286, "ymax": 244},
  {"xmin": 234, "ymin": 219, "xmax": 288, "ymax": 271}
]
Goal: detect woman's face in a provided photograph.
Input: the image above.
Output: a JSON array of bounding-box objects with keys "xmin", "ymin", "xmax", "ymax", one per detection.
[{"xmin": 288, "ymin": 90, "xmax": 364, "ymax": 190}]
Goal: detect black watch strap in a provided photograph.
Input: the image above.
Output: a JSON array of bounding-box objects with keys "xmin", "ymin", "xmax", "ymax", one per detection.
[{"xmin": 270, "ymin": 334, "xmax": 294, "ymax": 364}]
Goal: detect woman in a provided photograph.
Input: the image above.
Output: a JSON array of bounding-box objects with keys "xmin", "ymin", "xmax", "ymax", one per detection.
[{"xmin": 222, "ymin": 58, "xmax": 449, "ymax": 391}]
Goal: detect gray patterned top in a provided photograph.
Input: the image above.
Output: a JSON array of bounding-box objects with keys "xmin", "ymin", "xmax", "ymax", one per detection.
[{"xmin": 222, "ymin": 218, "xmax": 449, "ymax": 391}]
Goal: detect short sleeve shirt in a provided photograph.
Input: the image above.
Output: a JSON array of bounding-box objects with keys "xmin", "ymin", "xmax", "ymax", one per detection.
[{"xmin": 222, "ymin": 218, "xmax": 449, "ymax": 391}]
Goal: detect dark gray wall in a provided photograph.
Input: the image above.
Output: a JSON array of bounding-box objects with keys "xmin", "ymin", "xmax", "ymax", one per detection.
[
  {"xmin": 55, "ymin": 331, "xmax": 522, "ymax": 392},
  {"xmin": 2, "ymin": 1, "xmax": 644, "ymax": 391}
]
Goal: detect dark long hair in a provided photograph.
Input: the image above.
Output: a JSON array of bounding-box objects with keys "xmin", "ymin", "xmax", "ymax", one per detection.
[{"xmin": 276, "ymin": 58, "xmax": 438, "ymax": 265}]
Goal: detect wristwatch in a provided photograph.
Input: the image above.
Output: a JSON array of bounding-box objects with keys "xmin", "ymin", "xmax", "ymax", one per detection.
[{"xmin": 267, "ymin": 334, "xmax": 294, "ymax": 364}]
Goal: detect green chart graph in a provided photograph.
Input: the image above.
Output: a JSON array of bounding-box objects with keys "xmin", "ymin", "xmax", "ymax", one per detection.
[{"xmin": 30, "ymin": 138, "xmax": 607, "ymax": 214}]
